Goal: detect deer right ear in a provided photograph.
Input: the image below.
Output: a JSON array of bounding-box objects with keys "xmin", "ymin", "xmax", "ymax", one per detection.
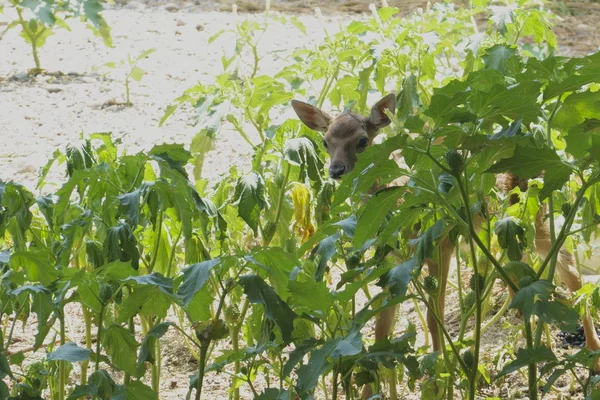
[{"xmin": 291, "ymin": 100, "xmax": 332, "ymax": 133}]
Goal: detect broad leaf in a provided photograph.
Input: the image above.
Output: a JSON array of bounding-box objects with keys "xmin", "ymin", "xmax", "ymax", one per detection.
[
  {"xmin": 102, "ymin": 325, "xmax": 139, "ymax": 375},
  {"xmin": 497, "ymin": 346, "xmax": 557, "ymax": 378},
  {"xmin": 486, "ymin": 141, "xmax": 572, "ymax": 199},
  {"xmin": 232, "ymin": 172, "xmax": 267, "ymax": 234},
  {"xmin": 353, "ymin": 186, "xmax": 405, "ymax": 249},
  {"xmin": 509, "ymin": 279, "xmax": 554, "ymax": 319},
  {"xmin": 47, "ymin": 342, "xmax": 92, "ymax": 363},
  {"xmin": 239, "ymin": 275, "xmax": 297, "ymax": 343},
  {"xmin": 178, "ymin": 259, "xmax": 221, "ymax": 307},
  {"xmin": 494, "ymin": 218, "xmax": 526, "ymax": 261}
]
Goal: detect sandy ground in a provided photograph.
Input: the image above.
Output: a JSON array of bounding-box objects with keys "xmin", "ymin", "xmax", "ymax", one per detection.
[{"xmin": 1, "ymin": 0, "xmax": 600, "ymax": 398}]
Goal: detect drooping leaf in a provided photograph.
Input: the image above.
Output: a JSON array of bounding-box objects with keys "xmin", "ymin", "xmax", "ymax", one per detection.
[
  {"xmin": 509, "ymin": 279, "xmax": 554, "ymax": 319},
  {"xmin": 486, "ymin": 141, "xmax": 572, "ymax": 199},
  {"xmin": 177, "ymin": 259, "xmax": 221, "ymax": 307},
  {"xmin": 497, "ymin": 346, "xmax": 557, "ymax": 378},
  {"xmin": 353, "ymin": 186, "xmax": 405, "ymax": 250},
  {"xmin": 284, "ymin": 137, "xmax": 324, "ymax": 185},
  {"xmin": 137, "ymin": 322, "xmax": 175, "ymax": 377},
  {"xmin": 377, "ymin": 258, "xmax": 418, "ymax": 297},
  {"xmin": 534, "ymin": 300, "xmax": 579, "ymax": 332},
  {"xmin": 397, "ymin": 74, "xmax": 420, "ymax": 121},
  {"xmin": 494, "ymin": 218, "xmax": 526, "ymax": 261},
  {"xmin": 232, "ymin": 172, "xmax": 267, "ymax": 234},
  {"xmin": 102, "ymin": 325, "xmax": 139, "ymax": 375},
  {"xmin": 296, "ymin": 340, "xmax": 337, "ymax": 395},
  {"xmin": 47, "ymin": 342, "xmax": 92, "ymax": 363},
  {"xmin": 239, "ymin": 275, "xmax": 297, "ymax": 343}
]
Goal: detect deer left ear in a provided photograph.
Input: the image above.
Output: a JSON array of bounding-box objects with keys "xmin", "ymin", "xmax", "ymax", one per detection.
[{"xmin": 367, "ymin": 93, "xmax": 396, "ymax": 131}]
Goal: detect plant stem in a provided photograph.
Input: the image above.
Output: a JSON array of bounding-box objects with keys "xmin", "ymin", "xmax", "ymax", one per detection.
[
  {"xmin": 534, "ymin": 99, "xmax": 562, "ymax": 345},
  {"xmin": 231, "ymin": 299, "xmax": 249, "ymax": 400},
  {"xmin": 81, "ymin": 306, "xmax": 92, "ymax": 385},
  {"xmin": 264, "ymin": 162, "xmax": 290, "ymax": 246},
  {"xmin": 195, "ymin": 341, "xmax": 210, "ymax": 400},
  {"xmin": 95, "ymin": 304, "xmax": 106, "ymax": 371},
  {"xmin": 524, "ymin": 321, "xmax": 538, "ymax": 400},
  {"xmin": 58, "ymin": 310, "xmax": 66, "ymax": 400},
  {"xmin": 332, "ymin": 359, "xmax": 340, "ymax": 400},
  {"xmin": 456, "ymin": 172, "xmax": 482, "ymax": 400},
  {"xmin": 15, "ymin": 8, "xmax": 41, "ymax": 70}
]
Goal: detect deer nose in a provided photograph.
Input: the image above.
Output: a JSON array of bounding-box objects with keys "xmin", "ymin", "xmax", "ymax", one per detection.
[{"xmin": 329, "ymin": 163, "xmax": 347, "ymax": 179}]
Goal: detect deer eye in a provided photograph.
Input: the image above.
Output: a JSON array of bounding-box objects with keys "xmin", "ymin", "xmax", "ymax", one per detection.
[
  {"xmin": 322, "ymin": 139, "xmax": 328, "ymax": 149},
  {"xmin": 358, "ymin": 137, "xmax": 369, "ymax": 148}
]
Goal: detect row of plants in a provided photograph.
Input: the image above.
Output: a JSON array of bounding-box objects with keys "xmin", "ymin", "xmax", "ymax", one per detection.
[{"xmin": 2, "ymin": 0, "xmax": 600, "ymax": 399}]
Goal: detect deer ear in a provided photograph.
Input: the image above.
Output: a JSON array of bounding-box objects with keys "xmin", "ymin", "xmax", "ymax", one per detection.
[
  {"xmin": 291, "ymin": 100, "xmax": 332, "ymax": 133},
  {"xmin": 368, "ymin": 93, "xmax": 396, "ymax": 131}
]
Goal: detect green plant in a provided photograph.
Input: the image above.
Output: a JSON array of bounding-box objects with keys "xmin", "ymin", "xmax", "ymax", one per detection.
[
  {"xmin": 1, "ymin": 0, "xmax": 112, "ymax": 73},
  {"xmin": 100, "ymin": 48, "xmax": 156, "ymax": 106}
]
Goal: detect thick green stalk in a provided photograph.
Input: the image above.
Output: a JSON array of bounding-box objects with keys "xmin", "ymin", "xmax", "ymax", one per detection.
[
  {"xmin": 524, "ymin": 321, "xmax": 538, "ymax": 400},
  {"xmin": 195, "ymin": 341, "xmax": 210, "ymax": 400},
  {"xmin": 454, "ymin": 173, "xmax": 482, "ymax": 400},
  {"xmin": 534, "ymin": 100, "xmax": 562, "ymax": 346},
  {"xmin": 232, "ymin": 299, "xmax": 250, "ymax": 400}
]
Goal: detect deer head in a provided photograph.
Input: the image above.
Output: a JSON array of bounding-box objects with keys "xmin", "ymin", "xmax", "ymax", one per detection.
[{"xmin": 291, "ymin": 94, "xmax": 396, "ymax": 179}]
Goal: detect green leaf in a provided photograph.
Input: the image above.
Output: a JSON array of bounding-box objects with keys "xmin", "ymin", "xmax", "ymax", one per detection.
[
  {"xmin": 47, "ymin": 342, "xmax": 92, "ymax": 362},
  {"xmin": 296, "ymin": 341, "xmax": 337, "ymax": 395},
  {"xmin": 534, "ymin": 300, "xmax": 579, "ymax": 332},
  {"xmin": 331, "ymin": 328, "xmax": 363, "ymax": 358},
  {"xmin": 102, "ymin": 325, "xmax": 139, "ymax": 375},
  {"xmin": 129, "ymin": 66, "xmax": 145, "ymax": 82},
  {"xmin": 497, "ymin": 346, "xmax": 557, "ymax": 378},
  {"xmin": 554, "ymin": 91, "xmax": 600, "ymax": 131},
  {"xmin": 486, "ymin": 141, "xmax": 572, "ymax": 199},
  {"xmin": 284, "ymin": 137, "xmax": 324, "ymax": 185},
  {"xmin": 469, "ymin": 81, "xmax": 543, "ymax": 124},
  {"xmin": 353, "ymin": 186, "xmax": 405, "ymax": 249},
  {"xmin": 397, "ymin": 74, "xmax": 420, "ymax": 121},
  {"xmin": 118, "ymin": 190, "xmax": 141, "ymax": 227},
  {"xmin": 332, "ymin": 134, "xmax": 408, "ymax": 208},
  {"xmin": 232, "ymin": 172, "xmax": 267, "ymax": 234},
  {"xmin": 103, "ymin": 224, "xmax": 140, "ymax": 270},
  {"xmin": 239, "ymin": 275, "xmax": 297, "ymax": 343},
  {"xmin": 288, "ymin": 279, "xmax": 333, "ymax": 317},
  {"xmin": 565, "ymin": 119, "xmax": 600, "ymax": 159},
  {"xmin": 10, "ymin": 250, "xmax": 58, "ymax": 286},
  {"xmin": 290, "ymin": 16, "xmax": 307, "ymax": 35},
  {"xmin": 377, "ymin": 258, "xmax": 417, "ymax": 297},
  {"xmin": 137, "ymin": 322, "xmax": 175, "ymax": 377},
  {"xmin": 509, "ymin": 279, "xmax": 554, "ymax": 319},
  {"xmin": 112, "ymin": 381, "xmax": 157, "ymax": 400},
  {"xmin": 177, "ymin": 259, "xmax": 220, "ymax": 307},
  {"xmin": 494, "ymin": 218, "xmax": 526, "ymax": 261},
  {"xmin": 544, "ymin": 52, "xmax": 600, "ymax": 101},
  {"xmin": 482, "ymin": 45, "xmax": 519, "ymax": 75}
]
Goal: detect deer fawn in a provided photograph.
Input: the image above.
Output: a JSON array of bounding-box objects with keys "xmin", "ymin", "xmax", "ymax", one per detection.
[{"xmin": 291, "ymin": 93, "xmax": 600, "ymax": 395}]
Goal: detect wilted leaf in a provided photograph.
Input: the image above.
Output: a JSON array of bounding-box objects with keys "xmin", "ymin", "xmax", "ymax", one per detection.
[
  {"xmin": 494, "ymin": 218, "xmax": 526, "ymax": 261},
  {"xmin": 232, "ymin": 172, "xmax": 267, "ymax": 234}
]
